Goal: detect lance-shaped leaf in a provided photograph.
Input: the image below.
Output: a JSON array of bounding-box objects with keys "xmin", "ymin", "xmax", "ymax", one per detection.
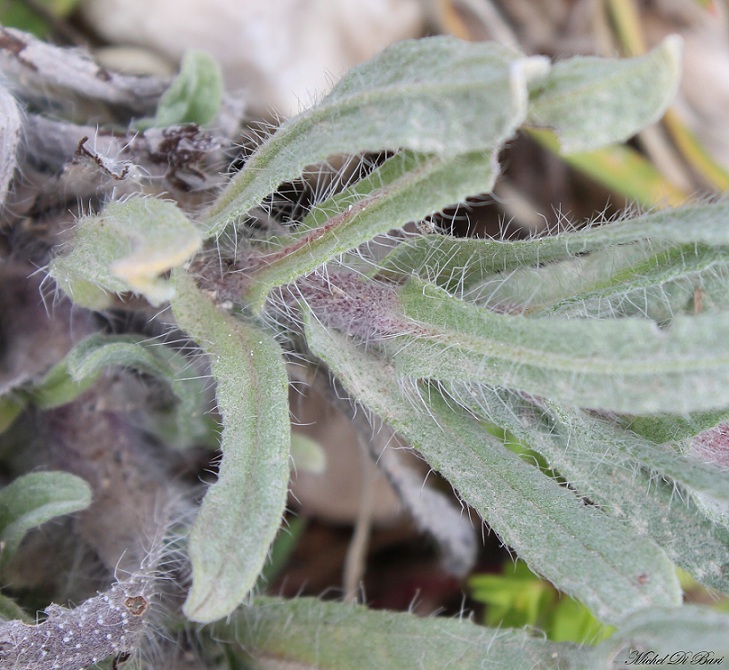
[
  {"xmin": 393, "ymin": 278, "xmax": 729, "ymax": 414},
  {"xmin": 526, "ymin": 36, "xmax": 682, "ymax": 152},
  {"xmin": 304, "ymin": 316, "xmax": 680, "ymax": 624},
  {"xmin": 50, "ymin": 197, "xmax": 202, "ymax": 309},
  {"xmin": 448, "ymin": 385, "xmax": 729, "ymax": 593},
  {"xmin": 203, "ymin": 36, "xmax": 545, "ymax": 236},
  {"xmin": 376, "ymin": 202, "xmax": 729, "ymax": 291},
  {"xmin": 170, "ymin": 269, "xmax": 290, "ymax": 623},
  {"xmin": 245, "ymin": 151, "xmax": 497, "ymax": 311},
  {"xmin": 0, "ymin": 472, "xmax": 91, "ymax": 570},
  {"xmin": 219, "ymin": 596, "xmax": 588, "ymax": 670},
  {"xmin": 471, "ymin": 242, "xmax": 729, "ymax": 321}
]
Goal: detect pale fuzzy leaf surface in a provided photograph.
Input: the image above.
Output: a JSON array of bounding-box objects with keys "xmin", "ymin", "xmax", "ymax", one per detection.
[
  {"xmin": 0, "ymin": 84, "xmax": 21, "ymax": 209},
  {"xmin": 224, "ymin": 599, "xmax": 729, "ymax": 670},
  {"xmin": 527, "ymin": 36, "xmax": 682, "ymax": 153},
  {"xmin": 468, "ymin": 242, "xmax": 727, "ymax": 321},
  {"xmin": 50, "ymin": 197, "xmax": 202, "ymax": 308},
  {"xmin": 221, "ymin": 596, "xmax": 586, "ymax": 670},
  {"xmin": 449, "ymin": 386, "xmax": 729, "ymax": 593},
  {"xmin": 203, "ymin": 36, "xmax": 542, "ymax": 235},
  {"xmin": 455, "ymin": 383, "xmax": 729, "ymax": 504},
  {"xmin": 245, "ymin": 151, "xmax": 497, "ymax": 311},
  {"xmin": 394, "ymin": 279, "xmax": 729, "ymax": 414},
  {"xmin": 152, "ymin": 49, "xmax": 223, "ymax": 127},
  {"xmin": 305, "ymin": 317, "xmax": 681, "ymax": 624},
  {"xmin": 170, "ymin": 270, "xmax": 290, "ymax": 623},
  {"xmin": 0, "ymin": 472, "xmax": 91, "ymax": 569},
  {"xmin": 376, "ymin": 203, "xmax": 729, "ymax": 292},
  {"xmin": 597, "ymin": 606, "xmax": 729, "ymax": 666}
]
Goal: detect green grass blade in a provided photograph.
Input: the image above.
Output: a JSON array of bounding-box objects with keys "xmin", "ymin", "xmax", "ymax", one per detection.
[
  {"xmin": 526, "ymin": 128, "xmax": 689, "ymax": 207},
  {"xmin": 171, "ymin": 270, "xmax": 290, "ymax": 623}
]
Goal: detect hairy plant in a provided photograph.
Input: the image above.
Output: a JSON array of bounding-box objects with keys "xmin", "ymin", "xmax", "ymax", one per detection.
[{"xmin": 1, "ymin": 24, "xmax": 729, "ymax": 669}]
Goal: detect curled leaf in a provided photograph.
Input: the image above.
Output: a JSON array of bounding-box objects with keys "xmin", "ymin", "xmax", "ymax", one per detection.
[{"xmin": 50, "ymin": 196, "xmax": 202, "ymax": 308}]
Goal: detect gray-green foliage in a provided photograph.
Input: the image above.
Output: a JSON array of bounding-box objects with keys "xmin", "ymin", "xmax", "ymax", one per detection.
[
  {"xmin": 0, "ymin": 472, "xmax": 91, "ymax": 571},
  {"xmin": 218, "ymin": 598, "xmax": 729, "ymax": 670},
  {"xmin": 16, "ymin": 31, "xmax": 729, "ymax": 667}
]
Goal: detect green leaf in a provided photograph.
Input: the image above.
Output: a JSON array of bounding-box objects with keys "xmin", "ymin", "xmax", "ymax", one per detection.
[
  {"xmin": 627, "ymin": 409, "xmax": 729, "ymax": 444},
  {"xmin": 244, "ymin": 150, "xmax": 498, "ymax": 311},
  {"xmin": 0, "ymin": 395, "xmax": 26, "ymax": 434},
  {"xmin": 69, "ymin": 334, "xmax": 209, "ymax": 446},
  {"xmin": 549, "ymin": 598, "xmax": 614, "ymax": 644},
  {"xmin": 527, "ymin": 36, "xmax": 682, "ymax": 152},
  {"xmin": 27, "ymin": 334, "xmax": 210, "ymax": 446},
  {"xmin": 290, "ymin": 433, "xmax": 326, "ymax": 474},
  {"xmin": 50, "ymin": 196, "xmax": 202, "ymax": 309},
  {"xmin": 0, "ymin": 0, "xmax": 81, "ymax": 36},
  {"xmin": 30, "ymin": 358, "xmax": 97, "ymax": 409},
  {"xmin": 152, "ymin": 50, "xmax": 223, "ymax": 127},
  {"xmin": 218, "ymin": 596, "xmax": 586, "ymax": 670},
  {"xmin": 170, "ymin": 269, "xmax": 290, "ymax": 623},
  {"xmin": 597, "ymin": 606, "xmax": 729, "ymax": 665},
  {"xmin": 393, "ymin": 278, "xmax": 729, "ymax": 414},
  {"xmin": 203, "ymin": 36, "xmax": 544, "ymax": 236},
  {"xmin": 305, "ymin": 316, "xmax": 681, "ymax": 625},
  {"xmin": 0, "ymin": 472, "xmax": 92, "ymax": 569},
  {"xmin": 376, "ymin": 203, "xmax": 729, "ymax": 292},
  {"xmin": 450, "ymin": 386, "xmax": 729, "ymax": 593},
  {"xmin": 470, "ymin": 560, "xmax": 615, "ymax": 644},
  {"xmin": 220, "ymin": 598, "xmax": 729, "ymax": 669},
  {"xmin": 468, "ymin": 242, "xmax": 728, "ymax": 322}
]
